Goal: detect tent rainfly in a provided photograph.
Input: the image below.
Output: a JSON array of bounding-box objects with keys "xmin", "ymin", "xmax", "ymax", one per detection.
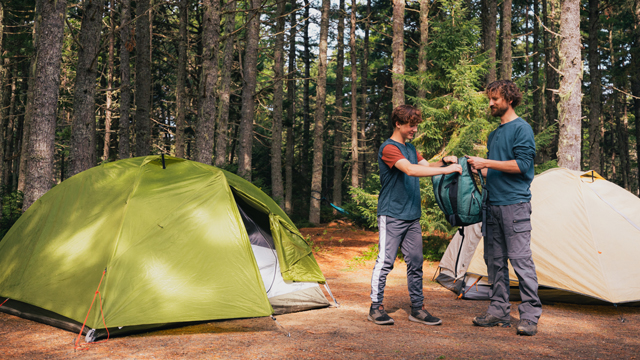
[
  {"xmin": 437, "ymin": 168, "xmax": 640, "ymax": 306},
  {"xmin": 0, "ymin": 156, "xmax": 331, "ymax": 342}
]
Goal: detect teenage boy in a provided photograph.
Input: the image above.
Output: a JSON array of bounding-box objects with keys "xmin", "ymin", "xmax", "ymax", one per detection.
[
  {"xmin": 368, "ymin": 105, "xmax": 462, "ymax": 326},
  {"xmin": 466, "ymin": 80, "xmax": 541, "ymax": 336}
]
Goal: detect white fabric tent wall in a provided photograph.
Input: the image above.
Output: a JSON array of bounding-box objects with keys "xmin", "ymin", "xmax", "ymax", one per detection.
[{"xmin": 466, "ymin": 168, "xmax": 640, "ymax": 304}]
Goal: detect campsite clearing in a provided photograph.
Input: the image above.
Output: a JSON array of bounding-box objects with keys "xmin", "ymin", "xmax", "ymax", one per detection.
[{"xmin": 1, "ymin": 222, "xmax": 639, "ymax": 359}]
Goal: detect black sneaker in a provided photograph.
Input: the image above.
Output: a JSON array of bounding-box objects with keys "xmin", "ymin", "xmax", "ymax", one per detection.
[
  {"xmin": 368, "ymin": 305, "xmax": 395, "ymax": 325},
  {"xmin": 409, "ymin": 307, "xmax": 442, "ymax": 326},
  {"xmin": 472, "ymin": 313, "xmax": 511, "ymax": 327},
  {"xmin": 516, "ymin": 319, "xmax": 537, "ymax": 336}
]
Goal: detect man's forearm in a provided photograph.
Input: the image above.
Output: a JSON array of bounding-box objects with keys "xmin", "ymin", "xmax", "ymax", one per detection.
[{"xmin": 486, "ymin": 159, "xmax": 521, "ymax": 174}]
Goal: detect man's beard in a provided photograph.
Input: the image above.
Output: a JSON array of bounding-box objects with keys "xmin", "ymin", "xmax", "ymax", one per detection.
[{"xmin": 490, "ymin": 104, "xmax": 508, "ymax": 117}]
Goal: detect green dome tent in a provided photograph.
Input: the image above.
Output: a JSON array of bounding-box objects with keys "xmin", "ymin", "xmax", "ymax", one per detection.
[{"xmin": 0, "ymin": 156, "xmax": 330, "ymax": 341}]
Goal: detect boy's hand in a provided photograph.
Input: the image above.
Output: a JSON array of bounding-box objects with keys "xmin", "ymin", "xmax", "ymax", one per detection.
[
  {"xmin": 445, "ymin": 164, "xmax": 463, "ymax": 174},
  {"xmin": 443, "ymin": 155, "xmax": 458, "ymax": 164}
]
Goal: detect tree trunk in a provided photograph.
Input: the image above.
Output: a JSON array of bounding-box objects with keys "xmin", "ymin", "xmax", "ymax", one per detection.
[
  {"xmin": 195, "ymin": 0, "xmax": 220, "ymax": 165},
  {"xmin": 631, "ymin": 0, "xmax": 640, "ymax": 194},
  {"xmin": 18, "ymin": 0, "xmax": 42, "ymax": 192},
  {"xmin": 417, "ymin": 0, "xmax": 431, "ymax": 99},
  {"xmin": 350, "ymin": 0, "xmax": 359, "ymax": 188},
  {"xmin": 271, "ymin": 0, "xmax": 285, "ymax": 206},
  {"xmin": 0, "ymin": 58, "xmax": 8, "ymax": 199},
  {"xmin": 215, "ymin": 0, "xmax": 236, "ymax": 167},
  {"xmin": 556, "ymin": 0, "xmax": 582, "ymax": 170},
  {"xmin": 103, "ymin": 0, "xmax": 115, "ymax": 162},
  {"xmin": 588, "ymin": 0, "xmax": 602, "ymax": 173},
  {"xmin": 309, "ymin": 0, "xmax": 330, "ymax": 225},
  {"xmin": 532, "ymin": 0, "xmax": 542, "ymax": 132},
  {"xmin": 359, "ymin": 0, "xmax": 371, "ymax": 185},
  {"xmin": 119, "ymin": 0, "xmax": 131, "ymax": 159},
  {"xmin": 544, "ymin": 0, "xmax": 559, "ymax": 127},
  {"xmin": 392, "ymin": 0, "xmax": 405, "ymax": 107},
  {"xmin": 333, "ymin": 0, "xmax": 345, "ymax": 210},
  {"xmin": 175, "ymin": 0, "xmax": 188, "ymax": 159},
  {"xmin": 285, "ymin": 0, "xmax": 296, "ymax": 215},
  {"xmin": 135, "ymin": 0, "xmax": 152, "ymax": 157},
  {"xmin": 485, "ymin": 0, "xmax": 497, "ymax": 84},
  {"xmin": 301, "ymin": 0, "xmax": 311, "ymax": 184},
  {"xmin": 237, "ymin": 0, "xmax": 261, "ymax": 180},
  {"xmin": 23, "ymin": 0, "xmax": 67, "ymax": 211},
  {"xmin": 499, "ymin": 0, "xmax": 512, "ymax": 80},
  {"xmin": 69, "ymin": 0, "xmax": 105, "ymax": 177}
]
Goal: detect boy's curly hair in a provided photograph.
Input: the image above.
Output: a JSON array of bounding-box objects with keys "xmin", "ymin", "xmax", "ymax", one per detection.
[
  {"xmin": 390, "ymin": 105, "xmax": 423, "ymax": 129},
  {"xmin": 486, "ymin": 80, "xmax": 522, "ymax": 108}
]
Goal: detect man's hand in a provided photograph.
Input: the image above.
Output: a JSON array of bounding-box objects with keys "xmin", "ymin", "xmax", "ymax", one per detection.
[{"xmin": 465, "ymin": 155, "xmax": 489, "ymax": 170}]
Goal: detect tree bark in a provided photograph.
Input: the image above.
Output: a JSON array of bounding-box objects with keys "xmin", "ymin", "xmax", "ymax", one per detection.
[
  {"xmin": 135, "ymin": 0, "xmax": 152, "ymax": 157},
  {"xmin": 556, "ymin": 0, "xmax": 582, "ymax": 170},
  {"xmin": 631, "ymin": 0, "xmax": 640, "ymax": 194},
  {"xmin": 175, "ymin": 0, "xmax": 188, "ymax": 159},
  {"xmin": 392, "ymin": 0, "xmax": 405, "ymax": 107},
  {"xmin": 359, "ymin": 0, "xmax": 371, "ymax": 185},
  {"xmin": 195, "ymin": 0, "xmax": 220, "ymax": 165},
  {"xmin": 271, "ymin": 0, "xmax": 285, "ymax": 206},
  {"xmin": 215, "ymin": 0, "xmax": 236, "ymax": 167},
  {"xmin": 532, "ymin": 0, "xmax": 542, "ymax": 132},
  {"xmin": 237, "ymin": 0, "xmax": 261, "ymax": 180},
  {"xmin": 18, "ymin": 0, "xmax": 42, "ymax": 192},
  {"xmin": 350, "ymin": 0, "xmax": 359, "ymax": 188},
  {"xmin": 119, "ymin": 0, "xmax": 131, "ymax": 159},
  {"xmin": 309, "ymin": 0, "xmax": 330, "ymax": 225},
  {"xmin": 417, "ymin": 0, "xmax": 430, "ymax": 99},
  {"xmin": 499, "ymin": 0, "xmax": 513, "ymax": 80},
  {"xmin": 23, "ymin": 0, "xmax": 67, "ymax": 211},
  {"xmin": 485, "ymin": 0, "xmax": 497, "ymax": 84},
  {"xmin": 69, "ymin": 0, "xmax": 105, "ymax": 177},
  {"xmin": 285, "ymin": 0, "xmax": 296, "ymax": 215},
  {"xmin": 544, "ymin": 0, "xmax": 559, "ymax": 127},
  {"xmin": 0, "ymin": 58, "xmax": 8, "ymax": 199},
  {"xmin": 333, "ymin": 0, "xmax": 345, "ymax": 210},
  {"xmin": 103, "ymin": 0, "xmax": 115, "ymax": 162},
  {"xmin": 301, "ymin": 0, "xmax": 311, "ymax": 184},
  {"xmin": 588, "ymin": 0, "xmax": 602, "ymax": 173}
]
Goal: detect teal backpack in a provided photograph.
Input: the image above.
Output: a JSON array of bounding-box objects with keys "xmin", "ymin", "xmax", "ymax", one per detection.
[{"xmin": 432, "ymin": 157, "xmax": 487, "ymax": 228}]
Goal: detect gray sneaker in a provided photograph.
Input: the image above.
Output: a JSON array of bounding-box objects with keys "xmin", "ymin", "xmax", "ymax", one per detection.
[
  {"xmin": 409, "ymin": 307, "xmax": 442, "ymax": 326},
  {"xmin": 368, "ymin": 305, "xmax": 394, "ymax": 325},
  {"xmin": 516, "ymin": 319, "xmax": 537, "ymax": 336},
  {"xmin": 472, "ymin": 313, "xmax": 511, "ymax": 327}
]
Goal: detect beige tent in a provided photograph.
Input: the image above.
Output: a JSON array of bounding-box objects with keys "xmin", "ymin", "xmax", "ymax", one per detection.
[{"xmin": 437, "ymin": 168, "xmax": 640, "ymax": 305}]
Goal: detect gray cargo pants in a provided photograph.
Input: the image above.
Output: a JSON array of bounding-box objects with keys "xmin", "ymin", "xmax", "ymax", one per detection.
[
  {"xmin": 370, "ymin": 216, "xmax": 424, "ymax": 308},
  {"xmin": 484, "ymin": 202, "xmax": 542, "ymax": 323}
]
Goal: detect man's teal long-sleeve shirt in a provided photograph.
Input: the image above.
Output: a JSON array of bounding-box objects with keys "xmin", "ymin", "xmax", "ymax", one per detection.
[{"xmin": 486, "ymin": 117, "xmax": 536, "ymax": 205}]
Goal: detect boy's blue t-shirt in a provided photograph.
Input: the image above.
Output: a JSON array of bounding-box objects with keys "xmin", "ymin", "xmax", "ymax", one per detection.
[
  {"xmin": 486, "ymin": 117, "xmax": 536, "ymax": 205},
  {"xmin": 377, "ymin": 139, "xmax": 422, "ymax": 221}
]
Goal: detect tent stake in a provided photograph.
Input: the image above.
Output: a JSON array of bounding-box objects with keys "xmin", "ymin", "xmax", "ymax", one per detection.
[
  {"xmin": 270, "ymin": 315, "xmax": 290, "ymax": 337},
  {"xmin": 614, "ymin": 304, "xmax": 626, "ymax": 323},
  {"xmin": 324, "ymin": 282, "xmax": 339, "ymax": 307}
]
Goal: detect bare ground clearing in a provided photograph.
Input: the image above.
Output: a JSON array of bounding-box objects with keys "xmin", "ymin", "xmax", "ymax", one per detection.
[{"xmin": 1, "ymin": 222, "xmax": 638, "ymax": 359}]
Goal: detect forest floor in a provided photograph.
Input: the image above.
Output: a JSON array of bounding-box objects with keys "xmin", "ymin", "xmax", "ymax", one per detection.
[{"xmin": 1, "ymin": 221, "xmax": 639, "ymax": 359}]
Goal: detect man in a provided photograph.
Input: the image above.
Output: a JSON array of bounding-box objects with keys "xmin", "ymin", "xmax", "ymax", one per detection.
[
  {"xmin": 466, "ymin": 80, "xmax": 541, "ymax": 336},
  {"xmin": 369, "ymin": 104, "xmax": 461, "ymax": 326}
]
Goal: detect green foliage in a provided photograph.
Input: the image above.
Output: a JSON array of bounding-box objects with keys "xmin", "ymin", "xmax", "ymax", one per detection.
[
  {"xmin": 345, "ymin": 186, "xmax": 379, "ymax": 230},
  {"xmin": 534, "ymin": 123, "xmax": 558, "ymax": 150},
  {"xmin": 407, "ymin": 0, "xmax": 490, "ymax": 160},
  {"xmin": 422, "ymin": 234, "xmax": 450, "ymax": 262},
  {"xmin": 535, "ymin": 160, "xmax": 559, "ymax": 175},
  {"xmin": 0, "ymin": 190, "xmax": 24, "ymax": 240}
]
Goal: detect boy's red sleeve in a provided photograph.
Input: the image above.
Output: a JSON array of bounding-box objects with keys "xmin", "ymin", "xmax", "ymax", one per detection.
[
  {"xmin": 381, "ymin": 145, "xmax": 406, "ymax": 168},
  {"xmin": 416, "ymin": 150, "xmax": 425, "ymax": 163}
]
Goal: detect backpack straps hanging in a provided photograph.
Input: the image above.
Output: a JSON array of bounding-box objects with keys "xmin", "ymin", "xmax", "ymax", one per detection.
[{"xmin": 479, "ymin": 171, "xmax": 489, "ymax": 237}]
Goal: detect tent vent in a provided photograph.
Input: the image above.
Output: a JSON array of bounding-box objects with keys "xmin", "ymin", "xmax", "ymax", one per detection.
[{"xmin": 161, "ymin": 154, "xmax": 166, "ymax": 169}]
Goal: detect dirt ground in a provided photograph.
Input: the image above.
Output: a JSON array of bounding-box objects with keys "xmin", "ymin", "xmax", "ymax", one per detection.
[{"xmin": 1, "ymin": 222, "xmax": 639, "ymax": 359}]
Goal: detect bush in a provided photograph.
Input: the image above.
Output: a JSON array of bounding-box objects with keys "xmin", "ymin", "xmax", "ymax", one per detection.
[
  {"xmin": 0, "ymin": 190, "xmax": 23, "ymax": 240},
  {"xmin": 422, "ymin": 234, "xmax": 450, "ymax": 262}
]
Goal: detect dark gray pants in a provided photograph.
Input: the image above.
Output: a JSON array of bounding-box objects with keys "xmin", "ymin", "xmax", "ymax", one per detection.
[
  {"xmin": 370, "ymin": 216, "xmax": 424, "ymax": 308},
  {"xmin": 484, "ymin": 202, "xmax": 542, "ymax": 323}
]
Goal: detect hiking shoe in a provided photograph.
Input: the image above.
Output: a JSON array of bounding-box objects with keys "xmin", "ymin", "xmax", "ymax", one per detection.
[
  {"xmin": 472, "ymin": 313, "xmax": 511, "ymax": 327},
  {"xmin": 409, "ymin": 307, "xmax": 442, "ymax": 326},
  {"xmin": 516, "ymin": 319, "xmax": 537, "ymax": 336},
  {"xmin": 368, "ymin": 305, "xmax": 394, "ymax": 325}
]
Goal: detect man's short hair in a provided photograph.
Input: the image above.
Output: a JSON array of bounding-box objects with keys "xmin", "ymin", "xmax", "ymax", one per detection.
[
  {"xmin": 486, "ymin": 80, "xmax": 522, "ymax": 108},
  {"xmin": 390, "ymin": 105, "xmax": 423, "ymax": 129}
]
